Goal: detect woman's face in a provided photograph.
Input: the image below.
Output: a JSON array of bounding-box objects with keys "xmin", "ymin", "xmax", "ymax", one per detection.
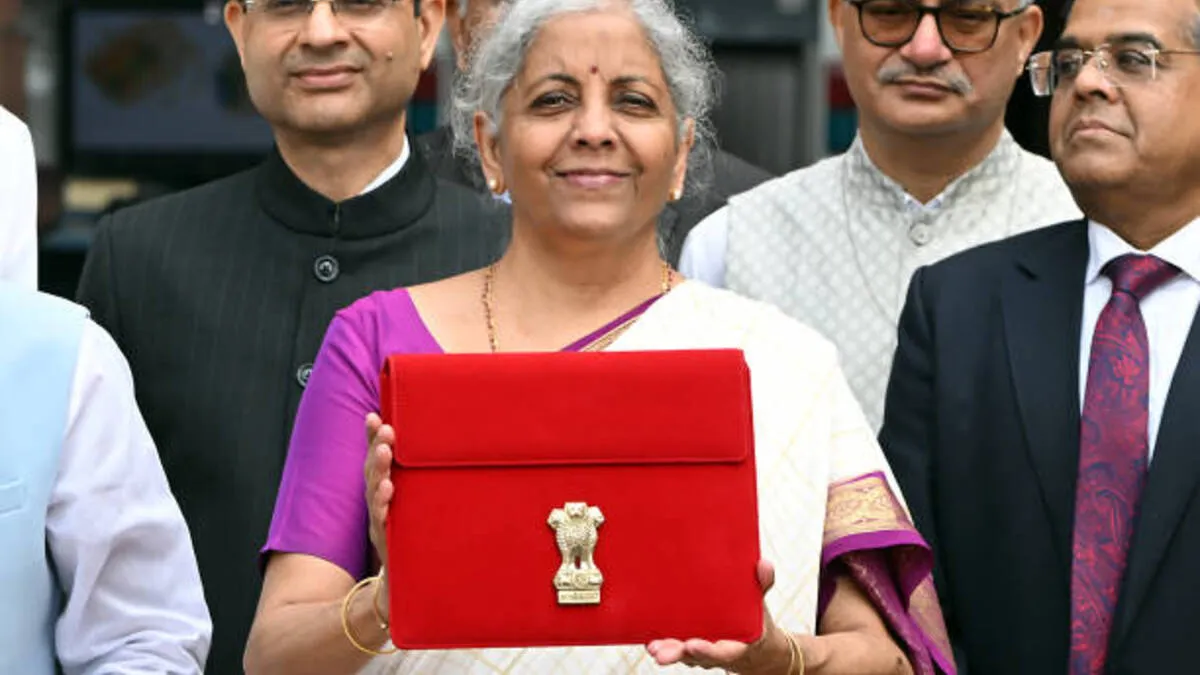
[{"xmin": 476, "ymin": 8, "xmax": 692, "ymax": 244}]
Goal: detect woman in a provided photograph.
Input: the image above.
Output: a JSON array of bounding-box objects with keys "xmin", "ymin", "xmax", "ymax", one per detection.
[{"xmin": 243, "ymin": 0, "xmax": 955, "ymax": 673}]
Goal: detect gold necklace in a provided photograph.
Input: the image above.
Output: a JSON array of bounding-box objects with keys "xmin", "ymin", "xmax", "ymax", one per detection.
[{"xmin": 482, "ymin": 260, "xmax": 674, "ymax": 353}]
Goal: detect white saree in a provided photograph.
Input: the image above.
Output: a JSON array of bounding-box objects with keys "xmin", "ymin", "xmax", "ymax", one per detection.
[{"xmin": 360, "ymin": 280, "xmax": 934, "ymax": 674}]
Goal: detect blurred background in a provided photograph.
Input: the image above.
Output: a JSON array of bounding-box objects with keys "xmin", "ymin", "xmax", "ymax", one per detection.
[{"xmin": 0, "ymin": 0, "xmax": 1064, "ymax": 298}]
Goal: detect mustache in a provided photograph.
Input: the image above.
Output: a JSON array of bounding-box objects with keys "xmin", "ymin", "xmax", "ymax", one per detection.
[{"xmin": 877, "ymin": 62, "xmax": 973, "ymax": 95}]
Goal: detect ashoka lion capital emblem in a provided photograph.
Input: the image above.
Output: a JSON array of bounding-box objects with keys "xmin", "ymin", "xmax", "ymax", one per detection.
[{"xmin": 548, "ymin": 501, "xmax": 604, "ymax": 605}]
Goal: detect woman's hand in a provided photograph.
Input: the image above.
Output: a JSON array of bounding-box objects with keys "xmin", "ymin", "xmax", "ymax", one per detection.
[
  {"xmin": 364, "ymin": 413, "xmax": 395, "ymax": 618},
  {"xmin": 646, "ymin": 560, "xmax": 807, "ymax": 675}
]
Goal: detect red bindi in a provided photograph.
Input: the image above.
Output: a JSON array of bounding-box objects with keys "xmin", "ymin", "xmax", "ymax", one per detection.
[{"xmin": 590, "ymin": 65, "xmax": 599, "ymax": 74}]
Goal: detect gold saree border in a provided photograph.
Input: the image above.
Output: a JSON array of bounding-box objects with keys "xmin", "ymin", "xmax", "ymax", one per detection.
[{"xmin": 823, "ymin": 473, "xmax": 913, "ymax": 546}]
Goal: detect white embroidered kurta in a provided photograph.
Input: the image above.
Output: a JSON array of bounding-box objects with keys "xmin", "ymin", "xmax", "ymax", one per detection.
[
  {"xmin": 680, "ymin": 131, "xmax": 1082, "ymax": 429},
  {"xmin": 360, "ymin": 281, "xmax": 907, "ymax": 674}
]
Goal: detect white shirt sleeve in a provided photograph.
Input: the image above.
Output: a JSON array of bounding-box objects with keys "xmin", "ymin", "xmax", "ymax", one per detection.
[
  {"xmin": 0, "ymin": 106, "xmax": 38, "ymax": 289},
  {"xmin": 48, "ymin": 319, "xmax": 212, "ymax": 674},
  {"xmin": 678, "ymin": 206, "xmax": 730, "ymax": 288}
]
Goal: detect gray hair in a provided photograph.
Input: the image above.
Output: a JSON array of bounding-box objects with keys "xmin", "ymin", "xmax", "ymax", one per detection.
[
  {"xmin": 1191, "ymin": 11, "xmax": 1200, "ymax": 48},
  {"xmin": 449, "ymin": 0, "xmax": 718, "ymax": 194}
]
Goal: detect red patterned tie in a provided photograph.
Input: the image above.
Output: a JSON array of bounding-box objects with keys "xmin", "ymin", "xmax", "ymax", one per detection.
[{"xmin": 1070, "ymin": 253, "xmax": 1179, "ymax": 675}]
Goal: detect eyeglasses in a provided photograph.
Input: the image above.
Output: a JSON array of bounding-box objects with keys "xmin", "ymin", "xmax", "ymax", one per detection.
[
  {"xmin": 846, "ymin": 0, "xmax": 1028, "ymax": 54},
  {"xmin": 1026, "ymin": 43, "xmax": 1200, "ymax": 96},
  {"xmin": 242, "ymin": 0, "xmax": 399, "ymax": 26}
]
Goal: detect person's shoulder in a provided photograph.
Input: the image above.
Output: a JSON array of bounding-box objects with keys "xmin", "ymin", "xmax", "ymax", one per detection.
[
  {"xmin": 430, "ymin": 175, "xmax": 510, "ymax": 221},
  {"xmin": 417, "ymin": 126, "xmax": 479, "ymax": 189},
  {"xmin": 922, "ymin": 218, "xmax": 1085, "ymax": 288},
  {"xmin": 676, "ymin": 281, "xmax": 839, "ymax": 362},
  {"xmin": 335, "ymin": 271, "xmax": 475, "ymax": 330},
  {"xmin": 1015, "ymin": 148, "xmax": 1080, "ymax": 211},
  {"xmin": 0, "ymin": 105, "xmax": 31, "ymax": 145},
  {"xmin": 0, "ymin": 282, "xmax": 86, "ymax": 317},
  {"xmin": 709, "ymin": 149, "xmax": 773, "ymax": 195},
  {"xmin": 414, "ymin": 125, "xmax": 453, "ymax": 158},
  {"xmin": 336, "ymin": 286, "xmax": 415, "ymax": 329},
  {"xmin": 0, "ymin": 283, "xmax": 90, "ymax": 345},
  {"xmin": 727, "ymin": 152, "xmax": 842, "ymax": 207},
  {"xmin": 100, "ymin": 167, "xmax": 259, "ymax": 238},
  {"xmin": 323, "ymin": 286, "xmax": 420, "ymax": 356}
]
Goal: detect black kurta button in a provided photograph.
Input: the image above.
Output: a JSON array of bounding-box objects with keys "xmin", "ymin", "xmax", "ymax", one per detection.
[
  {"xmin": 296, "ymin": 363, "xmax": 313, "ymax": 388},
  {"xmin": 313, "ymin": 255, "xmax": 340, "ymax": 283}
]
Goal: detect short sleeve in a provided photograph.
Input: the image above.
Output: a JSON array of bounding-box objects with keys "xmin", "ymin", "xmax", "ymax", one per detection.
[{"xmin": 262, "ymin": 311, "xmax": 381, "ymax": 580}]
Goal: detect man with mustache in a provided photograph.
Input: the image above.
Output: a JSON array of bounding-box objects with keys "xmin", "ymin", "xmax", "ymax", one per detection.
[
  {"xmin": 413, "ymin": 0, "xmax": 773, "ymax": 264},
  {"xmin": 880, "ymin": 0, "xmax": 1200, "ymax": 671},
  {"xmin": 74, "ymin": 1, "xmax": 507, "ymax": 672},
  {"xmin": 680, "ymin": 0, "xmax": 1081, "ymax": 428}
]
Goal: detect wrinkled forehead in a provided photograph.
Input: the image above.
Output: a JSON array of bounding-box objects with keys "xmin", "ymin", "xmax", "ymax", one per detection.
[
  {"xmin": 1060, "ymin": 0, "xmax": 1196, "ymax": 48},
  {"xmin": 514, "ymin": 12, "xmax": 665, "ymax": 87}
]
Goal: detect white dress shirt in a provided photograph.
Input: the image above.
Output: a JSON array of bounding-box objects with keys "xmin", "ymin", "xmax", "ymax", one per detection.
[
  {"xmin": 1080, "ymin": 219, "xmax": 1200, "ymax": 459},
  {"xmin": 0, "ymin": 106, "xmax": 38, "ymax": 288},
  {"xmin": 359, "ymin": 137, "xmax": 411, "ymax": 194},
  {"xmin": 51, "ymin": 319, "xmax": 211, "ymax": 673}
]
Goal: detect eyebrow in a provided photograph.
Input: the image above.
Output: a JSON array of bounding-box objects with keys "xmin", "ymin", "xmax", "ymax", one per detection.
[
  {"xmin": 1056, "ymin": 32, "xmax": 1165, "ymax": 50},
  {"xmin": 533, "ymin": 73, "xmax": 580, "ymax": 88},
  {"xmin": 530, "ymin": 72, "xmax": 660, "ymax": 91}
]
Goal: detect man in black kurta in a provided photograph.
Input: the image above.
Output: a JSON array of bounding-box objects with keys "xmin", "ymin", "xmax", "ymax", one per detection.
[
  {"xmin": 75, "ymin": 1, "xmax": 508, "ymax": 671},
  {"xmin": 76, "ymin": 144, "xmax": 506, "ymax": 674}
]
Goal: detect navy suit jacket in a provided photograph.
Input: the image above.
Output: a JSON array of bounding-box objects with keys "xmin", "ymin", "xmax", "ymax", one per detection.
[{"xmin": 880, "ymin": 219, "xmax": 1200, "ymax": 674}]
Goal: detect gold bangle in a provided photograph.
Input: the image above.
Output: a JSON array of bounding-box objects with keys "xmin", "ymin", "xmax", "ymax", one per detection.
[
  {"xmin": 372, "ymin": 571, "xmax": 389, "ymax": 631},
  {"xmin": 341, "ymin": 575, "xmax": 398, "ymax": 656},
  {"xmin": 784, "ymin": 632, "xmax": 806, "ymax": 675}
]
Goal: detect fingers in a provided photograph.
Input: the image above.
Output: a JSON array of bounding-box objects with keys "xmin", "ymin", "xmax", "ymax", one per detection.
[
  {"xmin": 364, "ymin": 413, "xmax": 397, "ymax": 565},
  {"xmin": 686, "ymin": 638, "xmax": 750, "ymax": 663},
  {"xmin": 647, "ymin": 638, "xmax": 750, "ymax": 669},
  {"xmin": 757, "ymin": 559, "xmax": 776, "ymax": 594},
  {"xmin": 366, "ymin": 412, "xmax": 383, "ymax": 438},
  {"xmin": 363, "ymin": 415, "xmax": 395, "ymax": 483},
  {"xmin": 645, "ymin": 639, "xmax": 687, "ymax": 666},
  {"xmin": 366, "ymin": 434, "xmax": 394, "ymax": 521},
  {"xmin": 372, "ymin": 475, "xmax": 394, "ymax": 527}
]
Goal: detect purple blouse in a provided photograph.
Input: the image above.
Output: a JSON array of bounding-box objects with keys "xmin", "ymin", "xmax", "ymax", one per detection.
[{"xmin": 263, "ymin": 288, "xmax": 441, "ymax": 579}]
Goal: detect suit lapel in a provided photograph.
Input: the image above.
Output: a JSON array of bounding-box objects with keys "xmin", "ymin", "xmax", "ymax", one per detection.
[
  {"xmin": 1112, "ymin": 303, "xmax": 1200, "ymax": 649},
  {"xmin": 1001, "ymin": 221, "xmax": 1089, "ymax": 572}
]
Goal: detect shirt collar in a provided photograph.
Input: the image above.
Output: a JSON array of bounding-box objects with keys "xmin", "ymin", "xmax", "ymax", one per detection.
[
  {"xmin": 359, "ymin": 136, "xmax": 411, "ymax": 195},
  {"xmin": 1086, "ymin": 217, "xmax": 1200, "ymax": 284}
]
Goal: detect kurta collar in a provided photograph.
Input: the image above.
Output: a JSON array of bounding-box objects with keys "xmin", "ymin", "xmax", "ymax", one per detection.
[
  {"xmin": 843, "ymin": 129, "xmax": 1022, "ymax": 214},
  {"xmin": 255, "ymin": 144, "xmax": 435, "ymax": 240}
]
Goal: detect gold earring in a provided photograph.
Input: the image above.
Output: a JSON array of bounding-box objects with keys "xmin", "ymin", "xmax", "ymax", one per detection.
[
  {"xmin": 487, "ymin": 178, "xmax": 499, "ymax": 193},
  {"xmin": 670, "ymin": 188, "xmax": 682, "ymax": 201}
]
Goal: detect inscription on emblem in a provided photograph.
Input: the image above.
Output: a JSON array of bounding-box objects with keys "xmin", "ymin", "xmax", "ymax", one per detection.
[{"xmin": 548, "ymin": 501, "xmax": 604, "ymax": 605}]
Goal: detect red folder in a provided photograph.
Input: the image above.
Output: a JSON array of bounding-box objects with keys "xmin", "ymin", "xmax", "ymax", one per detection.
[{"xmin": 381, "ymin": 349, "xmax": 762, "ymax": 650}]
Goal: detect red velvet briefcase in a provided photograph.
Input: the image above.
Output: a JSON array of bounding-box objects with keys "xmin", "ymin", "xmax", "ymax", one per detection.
[{"xmin": 380, "ymin": 349, "xmax": 762, "ymax": 650}]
